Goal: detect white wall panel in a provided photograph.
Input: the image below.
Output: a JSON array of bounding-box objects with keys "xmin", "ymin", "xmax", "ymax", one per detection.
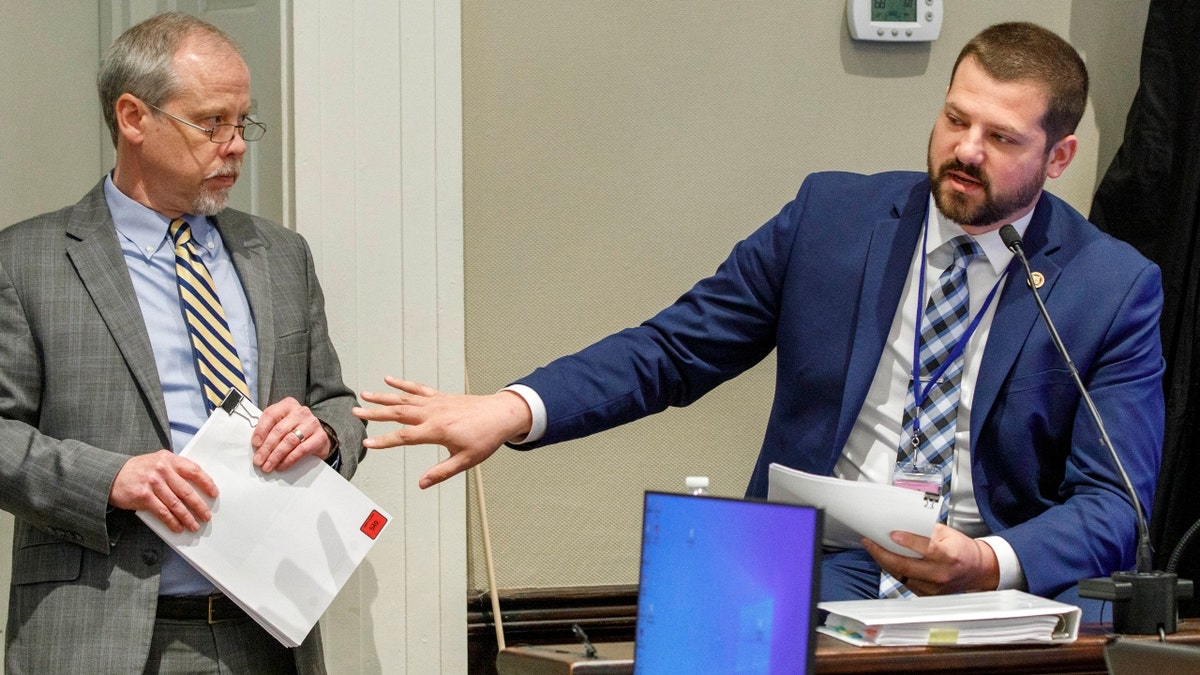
[{"xmin": 292, "ymin": 1, "xmax": 466, "ymax": 672}]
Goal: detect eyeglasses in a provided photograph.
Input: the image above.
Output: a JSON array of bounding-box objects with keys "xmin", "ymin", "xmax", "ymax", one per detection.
[{"xmin": 146, "ymin": 102, "xmax": 266, "ymax": 143}]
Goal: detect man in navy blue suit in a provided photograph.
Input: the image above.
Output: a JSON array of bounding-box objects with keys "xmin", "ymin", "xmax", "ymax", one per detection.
[{"xmin": 355, "ymin": 23, "xmax": 1163, "ymax": 608}]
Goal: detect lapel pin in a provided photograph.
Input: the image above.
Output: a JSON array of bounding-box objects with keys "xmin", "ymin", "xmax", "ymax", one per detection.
[{"xmin": 1027, "ymin": 271, "xmax": 1045, "ymax": 289}]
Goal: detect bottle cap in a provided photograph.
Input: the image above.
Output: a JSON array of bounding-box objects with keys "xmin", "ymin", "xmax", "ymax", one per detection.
[{"xmin": 684, "ymin": 476, "xmax": 709, "ymax": 490}]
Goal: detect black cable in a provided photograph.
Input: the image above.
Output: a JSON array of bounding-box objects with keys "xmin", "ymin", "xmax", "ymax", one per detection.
[{"xmin": 1166, "ymin": 514, "xmax": 1200, "ymax": 574}]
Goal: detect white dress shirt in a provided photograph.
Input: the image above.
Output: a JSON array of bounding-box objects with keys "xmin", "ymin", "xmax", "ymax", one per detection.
[{"xmin": 832, "ymin": 196, "xmax": 1030, "ymax": 590}]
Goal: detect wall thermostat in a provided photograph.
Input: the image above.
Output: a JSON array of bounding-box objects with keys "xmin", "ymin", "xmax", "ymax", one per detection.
[{"xmin": 847, "ymin": 0, "xmax": 942, "ymax": 42}]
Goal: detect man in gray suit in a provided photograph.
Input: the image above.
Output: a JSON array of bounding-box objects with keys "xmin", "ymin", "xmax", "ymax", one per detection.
[{"xmin": 0, "ymin": 12, "xmax": 364, "ymax": 674}]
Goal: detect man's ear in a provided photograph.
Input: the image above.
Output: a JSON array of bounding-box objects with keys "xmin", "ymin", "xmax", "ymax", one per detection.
[
  {"xmin": 1045, "ymin": 134, "xmax": 1078, "ymax": 179},
  {"xmin": 113, "ymin": 93, "xmax": 149, "ymax": 146}
]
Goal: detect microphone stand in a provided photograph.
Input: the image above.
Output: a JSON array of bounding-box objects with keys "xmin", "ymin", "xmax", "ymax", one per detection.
[{"xmin": 1000, "ymin": 225, "xmax": 1192, "ymax": 635}]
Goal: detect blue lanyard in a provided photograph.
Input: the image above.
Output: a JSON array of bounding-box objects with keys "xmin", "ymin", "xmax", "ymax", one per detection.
[{"xmin": 909, "ymin": 225, "xmax": 1006, "ymax": 447}]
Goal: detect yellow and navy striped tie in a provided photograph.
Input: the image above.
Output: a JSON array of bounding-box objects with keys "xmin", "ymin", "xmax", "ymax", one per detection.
[{"xmin": 169, "ymin": 218, "xmax": 249, "ymax": 412}]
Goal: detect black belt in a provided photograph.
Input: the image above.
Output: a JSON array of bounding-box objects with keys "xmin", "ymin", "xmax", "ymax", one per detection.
[{"xmin": 157, "ymin": 593, "xmax": 248, "ymax": 624}]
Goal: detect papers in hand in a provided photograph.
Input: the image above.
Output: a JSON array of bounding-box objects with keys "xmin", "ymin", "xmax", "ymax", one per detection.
[
  {"xmin": 137, "ymin": 392, "xmax": 389, "ymax": 647},
  {"xmin": 766, "ymin": 463, "xmax": 939, "ymax": 557},
  {"xmin": 818, "ymin": 590, "xmax": 1081, "ymax": 646}
]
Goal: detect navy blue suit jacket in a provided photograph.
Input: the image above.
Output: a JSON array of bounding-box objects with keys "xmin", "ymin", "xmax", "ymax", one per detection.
[{"xmin": 516, "ymin": 171, "xmax": 1164, "ymax": 598}]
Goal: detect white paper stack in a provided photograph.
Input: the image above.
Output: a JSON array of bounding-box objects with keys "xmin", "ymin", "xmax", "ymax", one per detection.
[
  {"xmin": 818, "ymin": 590, "xmax": 1081, "ymax": 646},
  {"xmin": 766, "ymin": 462, "xmax": 940, "ymax": 557},
  {"xmin": 138, "ymin": 395, "xmax": 390, "ymax": 647}
]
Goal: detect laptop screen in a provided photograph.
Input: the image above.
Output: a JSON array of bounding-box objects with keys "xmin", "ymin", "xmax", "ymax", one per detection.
[{"xmin": 633, "ymin": 491, "xmax": 822, "ymax": 674}]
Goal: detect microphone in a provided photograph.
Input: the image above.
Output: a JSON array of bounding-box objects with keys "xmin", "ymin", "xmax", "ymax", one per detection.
[
  {"xmin": 999, "ymin": 224, "xmax": 1191, "ymax": 634},
  {"xmin": 572, "ymin": 623, "xmax": 598, "ymax": 659}
]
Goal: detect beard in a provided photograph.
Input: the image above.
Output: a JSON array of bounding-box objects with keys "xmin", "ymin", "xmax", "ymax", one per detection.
[
  {"xmin": 191, "ymin": 158, "xmax": 241, "ymax": 216},
  {"xmin": 927, "ymin": 153, "xmax": 1046, "ymax": 228}
]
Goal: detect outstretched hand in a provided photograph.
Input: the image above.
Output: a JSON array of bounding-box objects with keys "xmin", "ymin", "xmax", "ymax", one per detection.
[
  {"xmin": 862, "ymin": 523, "xmax": 1000, "ymax": 595},
  {"xmin": 354, "ymin": 376, "xmax": 533, "ymax": 489}
]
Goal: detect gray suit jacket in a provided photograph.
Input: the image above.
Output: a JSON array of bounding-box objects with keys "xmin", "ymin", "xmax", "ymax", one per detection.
[{"xmin": 0, "ymin": 181, "xmax": 366, "ymax": 674}]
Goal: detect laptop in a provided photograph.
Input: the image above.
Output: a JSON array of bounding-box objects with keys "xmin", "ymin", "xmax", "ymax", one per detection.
[{"xmin": 633, "ymin": 491, "xmax": 823, "ymax": 674}]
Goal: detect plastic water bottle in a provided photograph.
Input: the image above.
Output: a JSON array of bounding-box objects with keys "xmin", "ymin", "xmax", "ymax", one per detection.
[{"xmin": 685, "ymin": 476, "xmax": 710, "ymax": 496}]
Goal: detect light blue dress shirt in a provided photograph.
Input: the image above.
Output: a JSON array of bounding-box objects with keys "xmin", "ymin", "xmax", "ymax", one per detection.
[{"xmin": 105, "ymin": 175, "xmax": 259, "ymax": 596}]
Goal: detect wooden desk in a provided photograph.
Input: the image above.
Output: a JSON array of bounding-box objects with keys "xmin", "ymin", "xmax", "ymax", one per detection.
[
  {"xmin": 496, "ymin": 619, "xmax": 1200, "ymax": 675},
  {"xmin": 497, "ymin": 642, "xmax": 634, "ymax": 675}
]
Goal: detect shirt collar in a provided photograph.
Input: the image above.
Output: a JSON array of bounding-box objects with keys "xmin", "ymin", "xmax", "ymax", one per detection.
[
  {"xmin": 925, "ymin": 193, "xmax": 1033, "ymax": 276},
  {"xmin": 104, "ymin": 174, "xmax": 217, "ymax": 260}
]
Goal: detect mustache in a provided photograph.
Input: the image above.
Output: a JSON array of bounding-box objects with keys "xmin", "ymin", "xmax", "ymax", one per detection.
[
  {"xmin": 937, "ymin": 159, "xmax": 986, "ymax": 185},
  {"xmin": 205, "ymin": 160, "xmax": 242, "ymax": 180}
]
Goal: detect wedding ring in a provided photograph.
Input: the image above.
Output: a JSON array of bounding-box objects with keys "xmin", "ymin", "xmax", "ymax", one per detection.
[{"xmin": 292, "ymin": 428, "xmax": 305, "ymax": 442}]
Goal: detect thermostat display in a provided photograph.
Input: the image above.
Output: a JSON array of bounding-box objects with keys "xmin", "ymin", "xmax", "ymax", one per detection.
[{"xmin": 848, "ymin": 0, "xmax": 942, "ymax": 42}]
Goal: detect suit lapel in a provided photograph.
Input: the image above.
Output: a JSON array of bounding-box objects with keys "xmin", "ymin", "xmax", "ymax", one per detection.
[
  {"xmin": 833, "ymin": 184, "xmax": 928, "ymax": 451},
  {"xmin": 971, "ymin": 197, "xmax": 1064, "ymax": 439},
  {"xmin": 64, "ymin": 183, "xmax": 171, "ymax": 441},
  {"xmin": 213, "ymin": 210, "xmax": 274, "ymax": 406}
]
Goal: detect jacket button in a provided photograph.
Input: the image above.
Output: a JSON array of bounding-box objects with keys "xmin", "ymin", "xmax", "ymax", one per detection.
[{"xmin": 141, "ymin": 550, "xmax": 159, "ymax": 566}]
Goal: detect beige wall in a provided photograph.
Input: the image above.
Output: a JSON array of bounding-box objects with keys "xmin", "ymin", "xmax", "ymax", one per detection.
[
  {"xmin": 462, "ymin": 1, "xmax": 1151, "ymax": 591},
  {"xmin": 0, "ymin": 1, "xmax": 103, "ymax": 226}
]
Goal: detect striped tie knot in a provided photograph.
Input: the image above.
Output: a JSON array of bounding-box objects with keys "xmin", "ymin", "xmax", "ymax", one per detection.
[{"xmin": 170, "ymin": 217, "xmax": 194, "ymax": 250}]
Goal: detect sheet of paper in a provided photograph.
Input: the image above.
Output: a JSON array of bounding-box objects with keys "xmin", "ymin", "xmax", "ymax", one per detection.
[
  {"xmin": 766, "ymin": 463, "xmax": 938, "ymax": 557},
  {"xmin": 137, "ymin": 393, "xmax": 389, "ymax": 647}
]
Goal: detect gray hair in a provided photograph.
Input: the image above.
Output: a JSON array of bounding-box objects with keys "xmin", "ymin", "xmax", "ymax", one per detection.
[{"xmin": 97, "ymin": 12, "xmax": 242, "ymax": 146}]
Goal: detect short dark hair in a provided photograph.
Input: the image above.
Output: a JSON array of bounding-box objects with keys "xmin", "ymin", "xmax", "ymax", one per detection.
[
  {"xmin": 952, "ymin": 22, "xmax": 1088, "ymax": 148},
  {"xmin": 97, "ymin": 12, "xmax": 242, "ymax": 147}
]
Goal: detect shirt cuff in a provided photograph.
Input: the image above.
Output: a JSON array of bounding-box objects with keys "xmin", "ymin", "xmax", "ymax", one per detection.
[
  {"xmin": 979, "ymin": 535, "xmax": 1027, "ymax": 591},
  {"xmin": 501, "ymin": 384, "xmax": 546, "ymax": 445}
]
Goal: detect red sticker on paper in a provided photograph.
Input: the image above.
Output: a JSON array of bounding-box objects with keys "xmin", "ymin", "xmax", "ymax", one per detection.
[{"xmin": 360, "ymin": 510, "xmax": 388, "ymax": 539}]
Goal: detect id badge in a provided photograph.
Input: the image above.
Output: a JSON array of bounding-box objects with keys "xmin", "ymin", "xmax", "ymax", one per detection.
[{"xmin": 894, "ymin": 465, "xmax": 941, "ymax": 494}]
